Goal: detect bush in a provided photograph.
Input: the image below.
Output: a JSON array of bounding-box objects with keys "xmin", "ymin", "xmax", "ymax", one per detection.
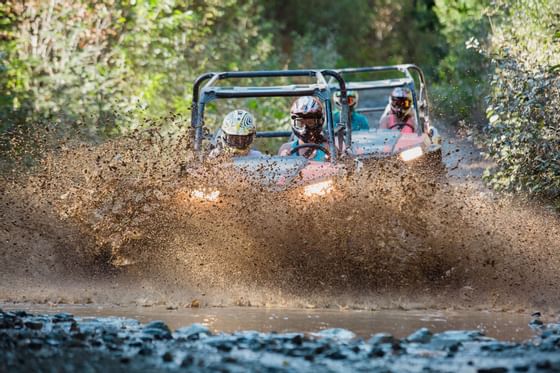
[{"xmin": 482, "ymin": 0, "xmax": 560, "ymax": 204}]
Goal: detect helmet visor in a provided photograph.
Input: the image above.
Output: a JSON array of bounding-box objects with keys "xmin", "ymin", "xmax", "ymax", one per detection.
[{"xmin": 223, "ymin": 133, "xmax": 254, "ymax": 149}]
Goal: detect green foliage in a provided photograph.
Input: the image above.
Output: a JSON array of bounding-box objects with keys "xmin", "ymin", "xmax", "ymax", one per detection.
[
  {"xmin": 481, "ymin": 0, "xmax": 560, "ymax": 202},
  {"xmin": 431, "ymin": 0, "xmax": 490, "ymax": 124}
]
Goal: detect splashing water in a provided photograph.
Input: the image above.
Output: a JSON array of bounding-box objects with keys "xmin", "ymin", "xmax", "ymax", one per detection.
[{"xmin": 1, "ymin": 126, "xmax": 559, "ymax": 311}]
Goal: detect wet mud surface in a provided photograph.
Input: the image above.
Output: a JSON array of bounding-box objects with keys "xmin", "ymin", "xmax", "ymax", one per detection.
[
  {"xmin": 2, "ymin": 310, "xmax": 560, "ymax": 373},
  {"xmin": 0, "ymin": 304, "xmax": 538, "ymax": 341}
]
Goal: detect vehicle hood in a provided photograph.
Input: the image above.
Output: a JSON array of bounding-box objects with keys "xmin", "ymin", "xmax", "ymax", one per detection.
[
  {"xmin": 351, "ymin": 129, "xmax": 427, "ymax": 158},
  {"xmin": 230, "ymin": 155, "xmax": 342, "ymax": 191}
]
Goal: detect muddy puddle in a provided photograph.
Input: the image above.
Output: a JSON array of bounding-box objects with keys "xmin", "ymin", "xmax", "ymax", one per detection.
[{"xmin": 0, "ymin": 303, "xmax": 537, "ymax": 341}]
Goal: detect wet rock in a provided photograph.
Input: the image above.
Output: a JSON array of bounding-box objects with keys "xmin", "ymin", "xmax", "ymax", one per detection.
[
  {"xmin": 530, "ymin": 318, "xmax": 544, "ymax": 327},
  {"xmin": 144, "ymin": 320, "xmax": 170, "ymax": 333},
  {"xmin": 138, "ymin": 347, "xmax": 152, "ymax": 356},
  {"xmin": 142, "ymin": 320, "xmax": 171, "ymax": 340},
  {"xmin": 368, "ymin": 333, "xmax": 396, "ymax": 345},
  {"xmin": 534, "ymin": 359, "xmax": 560, "ymax": 370},
  {"xmin": 513, "ymin": 365, "xmax": 529, "ymax": 372},
  {"xmin": 162, "ymin": 351, "xmax": 174, "ymax": 362},
  {"xmin": 175, "ymin": 323, "xmax": 210, "ymax": 340},
  {"xmin": 120, "ymin": 357, "xmax": 130, "ymax": 364},
  {"xmin": 313, "ymin": 328, "xmax": 356, "ymax": 341},
  {"xmin": 28, "ymin": 339, "xmax": 43, "ymax": 350},
  {"xmin": 369, "ymin": 346, "xmax": 385, "ymax": 358},
  {"xmin": 181, "ymin": 355, "xmax": 194, "ymax": 367},
  {"xmin": 24, "ymin": 321, "xmax": 43, "ymax": 330},
  {"xmin": 53, "ymin": 313, "xmax": 74, "ymax": 323},
  {"xmin": 531, "ymin": 311, "xmax": 542, "ymax": 318},
  {"xmin": 477, "ymin": 368, "xmax": 507, "ymax": 373},
  {"xmin": 406, "ymin": 327, "xmax": 432, "ymax": 343}
]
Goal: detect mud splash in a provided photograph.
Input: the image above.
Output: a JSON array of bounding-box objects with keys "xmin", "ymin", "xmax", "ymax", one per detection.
[{"xmin": 1, "ymin": 127, "xmax": 559, "ymax": 310}]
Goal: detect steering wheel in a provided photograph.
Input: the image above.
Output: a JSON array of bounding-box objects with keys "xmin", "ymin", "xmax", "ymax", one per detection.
[
  {"xmin": 289, "ymin": 143, "xmax": 331, "ymax": 158},
  {"xmin": 388, "ymin": 121, "xmax": 415, "ymax": 132}
]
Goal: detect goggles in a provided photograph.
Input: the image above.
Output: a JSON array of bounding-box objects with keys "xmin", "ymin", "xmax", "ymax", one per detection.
[
  {"xmin": 291, "ymin": 116, "xmax": 323, "ymax": 131},
  {"xmin": 223, "ymin": 133, "xmax": 254, "ymax": 149},
  {"xmin": 391, "ymin": 98, "xmax": 411, "ymax": 110}
]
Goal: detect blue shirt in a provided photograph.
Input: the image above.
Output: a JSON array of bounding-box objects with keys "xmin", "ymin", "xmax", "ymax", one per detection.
[
  {"xmin": 290, "ymin": 140, "xmax": 327, "ymax": 162},
  {"xmin": 333, "ymin": 111, "xmax": 369, "ymax": 131}
]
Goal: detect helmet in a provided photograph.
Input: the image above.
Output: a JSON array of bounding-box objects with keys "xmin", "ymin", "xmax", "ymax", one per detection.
[
  {"xmin": 333, "ymin": 90, "xmax": 359, "ymax": 108},
  {"xmin": 220, "ymin": 110, "xmax": 256, "ymax": 151},
  {"xmin": 390, "ymin": 87, "xmax": 413, "ymax": 119},
  {"xmin": 290, "ymin": 96, "xmax": 325, "ymax": 143}
]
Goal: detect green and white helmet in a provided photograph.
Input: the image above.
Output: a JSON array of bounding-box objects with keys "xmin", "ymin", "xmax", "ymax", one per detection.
[
  {"xmin": 220, "ymin": 110, "xmax": 256, "ymax": 150},
  {"xmin": 333, "ymin": 90, "xmax": 359, "ymax": 108}
]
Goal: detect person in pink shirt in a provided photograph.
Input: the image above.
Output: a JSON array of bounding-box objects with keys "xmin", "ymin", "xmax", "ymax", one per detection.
[{"xmin": 379, "ymin": 87, "xmax": 417, "ymax": 134}]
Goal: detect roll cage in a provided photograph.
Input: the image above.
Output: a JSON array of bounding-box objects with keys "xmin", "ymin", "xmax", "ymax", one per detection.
[
  {"xmin": 191, "ymin": 69, "xmax": 350, "ymax": 163},
  {"xmin": 328, "ymin": 64, "xmax": 431, "ymax": 135}
]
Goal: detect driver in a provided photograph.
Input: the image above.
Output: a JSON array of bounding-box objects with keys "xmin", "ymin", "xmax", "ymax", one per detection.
[
  {"xmin": 278, "ymin": 96, "xmax": 329, "ymax": 161},
  {"xmin": 210, "ymin": 109, "xmax": 262, "ymax": 157},
  {"xmin": 333, "ymin": 90, "xmax": 369, "ymax": 131},
  {"xmin": 379, "ymin": 87, "xmax": 417, "ymax": 133}
]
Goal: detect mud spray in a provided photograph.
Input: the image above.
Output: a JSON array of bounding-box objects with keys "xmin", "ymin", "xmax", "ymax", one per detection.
[{"xmin": 1, "ymin": 127, "xmax": 559, "ymax": 311}]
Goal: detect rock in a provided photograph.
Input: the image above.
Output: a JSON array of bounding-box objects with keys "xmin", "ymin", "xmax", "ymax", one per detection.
[
  {"xmin": 53, "ymin": 313, "xmax": 74, "ymax": 323},
  {"xmin": 143, "ymin": 320, "xmax": 171, "ymax": 340},
  {"xmin": 181, "ymin": 355, "xmax": 195, "ymax": 367},
  {"xmin": 144, "ymin": 320, "xmax": 170, "ymax": 333},
  {"xmin": 477, "ymin": 368, "xmax": 507, "ymax": 373},
  {"xmin": 162, "ymin": 351, "xmax": 174, "ymax": 362},
  {"xmin": 138, "ymin": 347, "xmax": 152, "ymax": 356},
  {"xmin": 513, "ymin": 365, "xmax": 529, "ymax": 372},
  {"xmin": 432, "ymin": 330, "xmax": 485, "ymax": 343},
  {"xmin": 368, "ymin": 333, "xmax": 396, "ymax": 345},
  {"xmin": 406, "ymin": 328, "xmax": 432, "ymax": 344},
  {"xmin": 313, "ymin": 328, "xmax": 356, "ymax": 341},
  {"xmin": 531, "ymin": 311, "xmax": 542, "ymax": 318},
  {"xmin": 120, "ymin": 357, "xmax": 130, "ymax": 364},
  {"xmin": 24, "ymin": 321, "xmax": 43, "ymax": 330},
  {"xmin": 369, "ymin": 347, "xmax": 385, "ymax": 358},
  {"xmin": 529, "ymin": 318, "xmax": 544, "ymax": 327},
  {"xmin": 28, "ymin": 339, "xmax": 43, "ymax": 350},
  {"xmin": 175, "ymin": 323, "xmax": 211, "ymax": 340},
  {"xmin": 535, "ymin": 360, "xmax": 551, "ymax": 370}
]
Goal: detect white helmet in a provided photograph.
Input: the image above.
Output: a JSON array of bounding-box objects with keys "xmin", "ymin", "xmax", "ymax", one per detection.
[
  {"xmin": 220, "ymin": 110, "xmax": 256, "ymax": 150},
  {"xmin": 333, "ymin": 90, "xmax": 359, "ymax": 108}
]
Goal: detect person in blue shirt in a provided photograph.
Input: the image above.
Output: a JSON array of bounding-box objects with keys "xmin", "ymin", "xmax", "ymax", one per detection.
[
  {"xmin": 332, "ymin": 90, "xmax": 369, "ymax": 131},
  {"xmin": 278, "ymin": 96, "xmax": 330, "ymax": 162}
]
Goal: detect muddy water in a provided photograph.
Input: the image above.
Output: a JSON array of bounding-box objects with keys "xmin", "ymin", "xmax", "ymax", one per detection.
[
  {"xmin": 0, "ymin": 303, "xmax": 537, "ymax": 341},
  {"xmin": 1, "ymin": 125, "xmax": 560, "ymax": 312}
]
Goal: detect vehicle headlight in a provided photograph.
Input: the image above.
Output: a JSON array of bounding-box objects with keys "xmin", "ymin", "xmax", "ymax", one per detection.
[
  {"xmin": 190, "ymin": 188, "xmax": 220, "ymax": 201},
  {"xmin": 303, "ymin": 179, "xmax": 334, "ymax": 197},
  {"xmin": 400, "ymin": 146, "xmax": 424, "ymax": 162}
]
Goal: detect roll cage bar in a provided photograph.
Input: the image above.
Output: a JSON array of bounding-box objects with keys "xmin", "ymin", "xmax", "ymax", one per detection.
[
  {"xmin": 191, "ymin": 69, "xmax": 350, "ymax": 163},
  {"xmin": 328, "ymin": 64, "xmax": 430, "ymax": 134}
]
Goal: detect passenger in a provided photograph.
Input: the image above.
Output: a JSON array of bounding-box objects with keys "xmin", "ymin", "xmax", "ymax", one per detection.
[
  {"xmin": 379, "ymin": 87, "xmax": 417, "ymax": 134},
  {"xmin": 333, "ymin": 90, "xmax": 369, "ymax": 131},
  {"xmin": 210, "ymin": 110, "xmax": 262, "ymax": 157},
  {"xmin": 278, "ymin": 96, "xmax": 330, "ymax": 161}
]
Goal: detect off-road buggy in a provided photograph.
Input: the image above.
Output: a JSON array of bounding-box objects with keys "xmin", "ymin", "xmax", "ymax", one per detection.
[
  {"xmin": 187, "ymin": 67, "xmax": 442, "ymax": 200},
  {"xmin": 328, "ymin": 64, "xmax": 442, "ymax": 164}
]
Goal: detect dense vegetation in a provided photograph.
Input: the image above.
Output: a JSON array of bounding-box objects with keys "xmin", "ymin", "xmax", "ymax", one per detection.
[{"xmin": 0, "ymin": 0, "xmax": 558, "ymax": 205}]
